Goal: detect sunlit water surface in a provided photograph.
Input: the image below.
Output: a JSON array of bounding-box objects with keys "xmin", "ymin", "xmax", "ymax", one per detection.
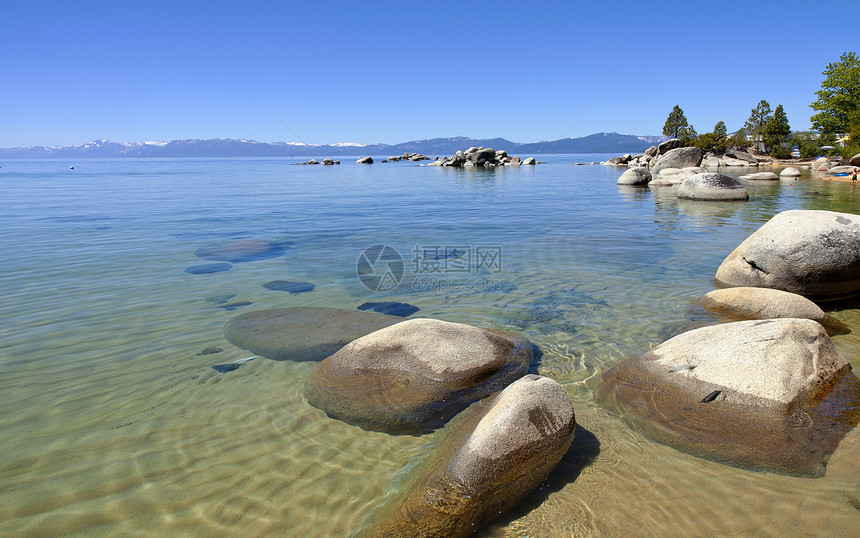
[{"xmin": 2, "ymin": 156, "xmax": 860, "ymax": 536}]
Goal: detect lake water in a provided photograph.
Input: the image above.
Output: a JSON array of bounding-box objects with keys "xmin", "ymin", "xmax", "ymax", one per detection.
[{"xmin": 2, "ymin": 156, "xmax": 859, "ymax": 536}]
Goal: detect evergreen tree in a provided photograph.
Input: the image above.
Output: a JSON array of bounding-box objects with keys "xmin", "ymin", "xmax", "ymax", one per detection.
[
  {"xmin": 662, "ymin": 105, "xmax": 689, "ymax": 139},
  {"xmin": 763, "ymin": 104, "xmax": 791, "ymax": 156},
  {"xmin": 713, "ymin": 121, "xmax": 727, "ymax": 141},
  {"xmin": 810, "ymin": 51, "xmax": 860, "ymax": 134},
  {"xmin": 744, "ymin": 100, "xmax": 772, "ymax": 151}
]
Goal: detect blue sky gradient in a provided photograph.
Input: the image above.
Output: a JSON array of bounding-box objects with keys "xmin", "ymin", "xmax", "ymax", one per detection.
[{"xmin": 3, "ymin": 1, "xmax": 858, "ymax": 147}]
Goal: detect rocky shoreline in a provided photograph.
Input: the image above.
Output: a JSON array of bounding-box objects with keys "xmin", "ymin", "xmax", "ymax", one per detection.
[{"xmin": 216, "ymin": 154, "xmax": 860, "ymax": 535}]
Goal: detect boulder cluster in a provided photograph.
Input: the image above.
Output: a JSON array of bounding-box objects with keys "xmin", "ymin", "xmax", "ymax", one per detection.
[
  {"xmin": 297, "ymin": 158, "xmax": 341, "ymax": 165},
  {"xmin": 428, "ymin": 146, "xmax": 535, "ymax": 167},
  {"xmin": 599, "ymin": 208, "xmax": 859, "ymax": 477},
  {"xmin": 385, "ymin": 152, "xmax": 431, "ymax": 162},
  {"xmin": 225, "ymin": 310, "xmax": 575, "ymax": 536}
]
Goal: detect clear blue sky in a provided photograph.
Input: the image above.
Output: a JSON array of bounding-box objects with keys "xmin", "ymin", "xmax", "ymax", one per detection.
[{"xmin": 2, "ymin": 0, "xmax": 858, "ymax": 147}]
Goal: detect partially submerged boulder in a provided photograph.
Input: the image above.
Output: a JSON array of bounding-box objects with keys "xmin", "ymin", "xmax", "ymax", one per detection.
[
  {"xmin": 715, "ymin": 210, "xmax": 860, "ymax": 300},
  {"xmin": 695, "ymin": 287, "xmax": 850, "ymax": 335},
  {"xmin": 598, "ymin": 319, "xmax": 859, "ymax": 476},
  {"xmin": 358, "ymin": 375, "xmax": 575, "ymax": 537},
  {"xmin": 617, "ymin": 167, "xmax": 651, "ymax": 185},
  {"xmin": 739, "ymin": 172, "xmax": 779, "ymax": 180},
  {"xmin": 305, "ymin": 318, "xmax": 534, "ymax": 434},
  {"xmin": 224, "ymin": 307, "xmax": 402, "ymax": 361},
  {"xmin": 780, "ymin": 167, "xmax": 801, "ymax": 177},
  {"xmin": 678, "ymin": 173, "xmax": 749, "ymax": 201}
]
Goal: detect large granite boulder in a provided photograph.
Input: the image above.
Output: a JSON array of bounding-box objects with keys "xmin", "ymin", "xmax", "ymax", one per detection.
[
  {"xmin": 849, "ymin": 153, "xmax": 860, "ymax": 167},
  {"xmin": 657, "ymin": 138, "xmax": 682, "ymax": 155},
  {"xmin": 356, "ymin": 156, "xmax": 374, "ymax": 164},
  {"xmin": 598, "ymin": 319, "xmax": 858, "ymax": 476},
  {"xmin": 780, "ymin": 167, "xmax": 801, "ymax": 177},
  {"xmin": 695, "ymin": 287, "xmax": 850, "ymax": 335},
  {"xmin": 678, "ymin": 172, "xmax": 749, "ymax": 201},
  {"xmin": 358, "ymin": 375, "xmax": 576, "ymax": 537},
  {"xmin": 812, "ymin": 157, "xmax": 832, "ymax": 171},
  {"xmin": 224, "ymin": 307, "xmax": 402, "ymax": 361},
  {"xmin": 617, "ymin": 167, "xmax": 652, "ymax": 185},
  {"xmin": 827, "ymin": 165, "xmax": 859, "ymax": 176},
  {"xmin": 304, "ymin": 318, "xmax": 534, "ymax": 434},
  {"xmin": 650, "ymin": 147, "xmax": 703, "ymax": 175},
  {"xmin": 739, "ymin": 172, "xmax": 779, "ymax": 180},
  {"xmin": 715, "ymin": 210, "xmax": 860, "ymax": 300},
  {"xmin": 725, "ymin": 149, "xmax": 758, "ymax": 164}
]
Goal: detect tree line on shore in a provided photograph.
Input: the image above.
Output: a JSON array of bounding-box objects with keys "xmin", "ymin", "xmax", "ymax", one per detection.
[{"xmin": 662, "ymin": 51, "xmax": 859, "ymax": 161}]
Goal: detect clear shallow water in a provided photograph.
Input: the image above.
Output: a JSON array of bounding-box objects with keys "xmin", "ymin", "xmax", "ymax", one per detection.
[{"xmin": 2, "ymin": 156, "xmax": 860, "ymax": 536}]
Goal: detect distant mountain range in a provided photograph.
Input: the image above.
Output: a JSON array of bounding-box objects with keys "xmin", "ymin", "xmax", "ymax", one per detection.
[{"xmin": 0, "ymin": 132, "xmax": 667, "ymax": 159}]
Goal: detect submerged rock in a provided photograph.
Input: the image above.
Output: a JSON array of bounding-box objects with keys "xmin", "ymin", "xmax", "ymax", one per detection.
[
  {"xmin": 357, "ymin": 301, "xmax": 419, "ymax": 317},
  {"xmin": 598, "ymin": 319, "xmax": 859, "ymax": 477},
  {"xmin": 195, "ymin": 239, "xmax": 292, "ymax": 263},
  {"xmin": 304, "ymin": 318, "xmax": 534, "ymax": 434},
  {"xmin": 224, "ymin": 306, "xmax": 402, "ymax": 361},
  {"xmin": 678, "ymin": 173, "xmax": 748, "ymax": 201},
  {"xmin": 184, "ymin": 262, "xmax": 233, "ymax": 274},
  {"xmin": 715, "ymin": 210, "xmax": 860, "ymax": 300},
  {"xmin": 695, "ymin": 287, "xmax": 850, "ymax": 335},
  {"xmin": 263, "ymin": 280, "xmax": 315, "ymax": 294},
  {"xmin": 357, "ymin": 375, "xmax": 575, "ymax": 537}
]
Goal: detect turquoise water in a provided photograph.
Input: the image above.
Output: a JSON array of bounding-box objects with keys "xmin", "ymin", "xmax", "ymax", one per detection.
[{"xmin": 1, "ymin": 156, "xmax": 859, "ymax": 536}]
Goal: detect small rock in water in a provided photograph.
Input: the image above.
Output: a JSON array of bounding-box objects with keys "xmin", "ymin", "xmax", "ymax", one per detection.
[
  {"xmin": 263, "ymin": 280, "xmax": 315, "ymax": 294},
  {"xmin": 220, "ymin": 301, "xmax": 253, "ymax": 311},
  {"xmin": 185, "ymin": 262, "xmax": 233, "ymax": 274},
  {"xmin": 199, "ymin": 346, "xmax": 223, "ymax": 355},
  {"xmin": 357, "ymin": 301, "xmax": 419, "ymax": 317},
  {"xmin": 211, "ymin": 363, "xmax": 240, "ymax": 373}
]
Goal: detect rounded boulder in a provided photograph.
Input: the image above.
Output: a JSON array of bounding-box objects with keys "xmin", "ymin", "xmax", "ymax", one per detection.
[
  {"xmin": 304, "ymin": 318, "xmax": 534, "ymax": 434},
  {"xmin": 695, "ymin": 287, "xmax": 850, "ymax": 335},
  {"xmin": 617, "ymin": 167, "xmax": 652, "ymax": 185},
  {"xmin": 714, "ymin": 210, "xmax": 860, "ymax": 300},
  {"xmin": 678, "ymin": 172, "xmax": 749, "ymax": 201},
  {"xmin": 359, "ymin": 375, "xmax": 576, "ymax": 537}
]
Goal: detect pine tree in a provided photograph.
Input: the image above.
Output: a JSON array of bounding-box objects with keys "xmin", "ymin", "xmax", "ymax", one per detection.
[
  {"xmin": 662, "ymin": 105, "xmax": 690, "ymax": 139},
  {"xmin": 763, "ymin": 104, "xmax": 791, "ymax": 156},
  {"xmin": 744, "ymin": 100, "xmax": 772, "ymax": 152}
]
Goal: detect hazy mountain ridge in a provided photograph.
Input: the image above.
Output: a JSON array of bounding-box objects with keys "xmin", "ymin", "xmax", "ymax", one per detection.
[{"xmin": 0, "ymin": 132, "xmax": 665, "ymax": 158}]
